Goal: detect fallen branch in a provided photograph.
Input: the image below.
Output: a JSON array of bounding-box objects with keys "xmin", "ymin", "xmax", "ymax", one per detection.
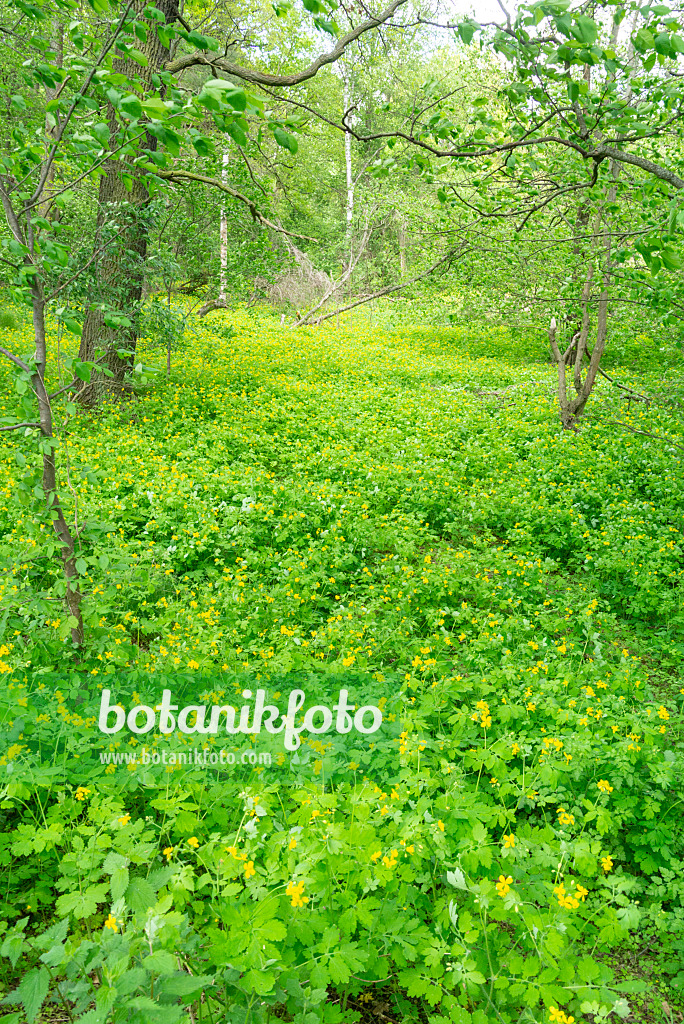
[
  {"xmin": 293, "ymin": 220, "xmax": 373, "ymax": 327},
  {"xmin": 296, "ymin": 247, "xmax": 469, "ymax": 326}
]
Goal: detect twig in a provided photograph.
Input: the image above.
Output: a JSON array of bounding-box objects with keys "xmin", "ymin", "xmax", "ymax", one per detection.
[
  {"xmin": 0, "ymin": 345, "xmax": 31, "ymax": 373},
  {"xmin": 612, "ymin": 420, "xmax": 684, "ymax": 451}
]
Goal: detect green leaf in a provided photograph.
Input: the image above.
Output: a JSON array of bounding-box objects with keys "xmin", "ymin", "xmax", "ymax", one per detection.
[
  {"xmin": 243, "ymin": 969, "xmax": 275, "ymax": 994},
  {"xmin": 111, "ymin": 866, "xmax": 129, "ymax": 901},
  {"xmin": 313, "ymin": 17, "xmax": 337, "ymax": 34},
  {"xmin": 161, "ymin": 973, "xmax": 214, "ymax": 997},
  {"xmin": 15, "ymin": 968, "xmax": 49, "ymax": 1023},
  {"xmin": 185, "ymin": 29, "xmax": 218, "ymax": 49},
  {"xmin": 62, "ymin": 317, "xmax": 82, "ymax": 336},
  {"xmin": 578, "ymin": 956, "xmax": 599, "ymax": 982},
  {"xmin": 571, "ymin": 15, "xmax": 598, "ymax": 45},
  {"xmin": 634, "ymin": 27, "xmax": 654, "ymax": 53},
  {"xmin": 55, "ymin": 884, "xmax": 109, "ymax": 919},
  {"xmin": 1, "ymin": 931, "xmax": 26, "ymax": 969},
  {"xmin": 457, "ymin": 19, "xmax": 476, "ymax": 44},
  {"xmin": 226, "ymin": 121, "xmax": 247, "ymax": 146},
  {"xmin": 190, "ymin": 134, "xmax": 213, "ymax": 156},
  {"xmin": 73, "ymin": 361, "xmax": 91, "ymax": 381},
  {"xmin": 273, "ymin": 127, "xmax": 298, "ymax": 153},
  {"xmin": 141, "ymin": 97, "xmax": 169, "ymax": 119},
  {"xmin": 142, "ymin": 949, "xmax": 176, "ymax": 975},
  {"xmin": 127, "ymin": 48, "xmax": 149, "ymax": 66},
  {"xmin": 75, "ymin": 557, "xmax": 88, "ymax": 575},
  {"xmin": 126, "ymin": 877, "xmax": 156, "ymax": 912},
  {"xmin": 654, "ymin": 31, "xmax": 672, "ymax": 55},
  {"xmin": 119, "ymin": 94, "xmax": 143, "ymax": 119}
]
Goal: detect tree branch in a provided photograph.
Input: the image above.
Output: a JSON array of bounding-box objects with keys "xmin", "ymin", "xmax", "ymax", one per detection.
[
  {"xmin": 0, "ymin": 421, "xmax": 40, "ymax": 431},
  {"xmin": 593, "ymin": 145, "xmax": 684, "ymax": 190},
  {"xmin": 165, "ymin": 0, "xmax": 408, "ymax": 82},
  {"xmin": 612, "ymin": 420, "xmax": 684, "ymax": 451},
  {"xmin": 0, "ymin": 345, "xmax": 31, "ymax": 373},
  {"xmin": 148, "ymin": 168, "xmax": 316, "ymax": 239},
  {"xmin": 298, "ymin": 247, "xmax": 468, "ymax": 326}
]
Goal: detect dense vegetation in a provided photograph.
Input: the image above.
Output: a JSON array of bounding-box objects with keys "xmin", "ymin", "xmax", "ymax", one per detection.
[
  {"xmin": 4, "ymin": 0, "xmax": 684, "ymax": 1019},
  {"xmin": 2, "ymin": 303, "xmax": 684, "ymax": 1022}
]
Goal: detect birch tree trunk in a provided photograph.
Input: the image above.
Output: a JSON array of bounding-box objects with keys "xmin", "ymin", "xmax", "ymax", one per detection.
[{"xmin": 219, "ymin": 148, "xmax": 229, "ymax": 301}]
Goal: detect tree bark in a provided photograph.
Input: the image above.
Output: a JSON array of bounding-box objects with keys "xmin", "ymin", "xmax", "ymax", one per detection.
[
  {"xmin": 219, "ymin": 149, "xmax": 230, "ymax": 301},
  {"xmin": 77, "ymin": 0, "xmax": 176, "ymax": 406},
  {"xmin": 32, "ymin": 279, "xmax": 84, "ymax": 642}
]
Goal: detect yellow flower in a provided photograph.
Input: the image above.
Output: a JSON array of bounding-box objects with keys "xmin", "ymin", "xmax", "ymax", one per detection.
[
  {"xmin": 187, "ymin": 836, "xmax": 199, "ymax": 848},
  {"xmin": 549, "ymin": 1008, "xmax": 575, "ymax": 1023},
  {"xmin": 370, "ymin": 850, "xmax": 382, "ymax": 863},
  {"xmin": 601, "ymin": 855, "xmax": 613, "ymax": 873},
  {"xmin": 286, "ymin": 880, "xmax": 309, "ymax": 908},
  {"xmin": 495, "ymin": 875, "xmax": 512, "ymax": 897},
  {"xmin": 288, "ymin": 837, "xmax": 297, "ymax": 850},
  {"xmin": 576, "ymin": 885, "xmax": 588, "ymax": 901},
  {"xmin": 75, "ymin": 786, "xmax": 91, "ymax": 802},
  {"xmin": 244, "ymin": 860, "xmax": 256, "ymax": 879},
  {"xmin": 104, "ymin": 914, "xmax": 118, "ymax": 932},
  {"xmin": 163, "ymin": 846, "xmax": 175, "ymax": 861},
  {"xmin": 557, "ymin": 807, "xmax": 575, "ymax": 827},
  {"xmin": 118, "ymin": 813, "xmax": 131, "ymax": 826},
  {"xmin": 597, "ymin": 780, "xmax": 613, "ymax": 794},
  {"xmin": 503, "ymin": 834, "xmax": 515, "ymax": 848},
  {"xmin": 511, "ymin": 742, "xmax": 521, "ymax": 756},
  {"xmin": 527, "ymin": 702, "xmax": 536, "ymax": 712},
  {"xmin": 437, "ymin": 820, "xmax": 445, "ymax": 832}
]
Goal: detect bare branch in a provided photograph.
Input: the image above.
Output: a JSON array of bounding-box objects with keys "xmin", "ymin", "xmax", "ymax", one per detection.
[
  {"xmin": 299, "ymin": 247, "xmax": 468, "ymax": 326},
  {"xmin": 149, "ymin": 168, "xmax": 316, "ymax": 239}
]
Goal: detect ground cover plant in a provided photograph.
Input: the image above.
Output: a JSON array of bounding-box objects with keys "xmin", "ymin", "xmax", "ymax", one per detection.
[{"xmin": 1, "ymin": 305, "xmax": 684, "ymax": 1023}]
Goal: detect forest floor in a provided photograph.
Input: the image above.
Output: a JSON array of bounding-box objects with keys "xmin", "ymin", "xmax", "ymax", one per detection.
[{"xmin": 1, "ymin": 305, "xmax": 684, "ymax": 1022}]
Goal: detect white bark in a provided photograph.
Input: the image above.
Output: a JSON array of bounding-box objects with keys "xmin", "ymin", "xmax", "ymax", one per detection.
[
  {"xmin": 343, "ymin": 75, "xmax": 353, "ymax": 243},
  {"xmin": 219, "ymin": 149, "xmax": 229, "ymax": 300}
]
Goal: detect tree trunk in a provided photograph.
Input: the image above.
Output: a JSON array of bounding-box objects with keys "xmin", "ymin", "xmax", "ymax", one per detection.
[
  {"xmin": 32, "ymin": 278, "xmax": 84, "ymax": 643},
  {"xmin": 343, "ymin": 73, "xmax": 354, "ymax": 247},
  {"xmin": 219, "ymin": 148, "xmax": 230, "ymax": 301},
  {"xmin": 77, "ymin": 1, "xmax": 176, "ymax": 406},
  {"xmin": 398, "ymin": 214, "xmax": 406, "ymax": 277}
]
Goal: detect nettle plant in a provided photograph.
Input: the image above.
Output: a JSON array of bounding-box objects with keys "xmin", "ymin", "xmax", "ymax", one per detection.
[{"xmin": 0, "ymin": 0, "xmax": 307, "ymax": 646}]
